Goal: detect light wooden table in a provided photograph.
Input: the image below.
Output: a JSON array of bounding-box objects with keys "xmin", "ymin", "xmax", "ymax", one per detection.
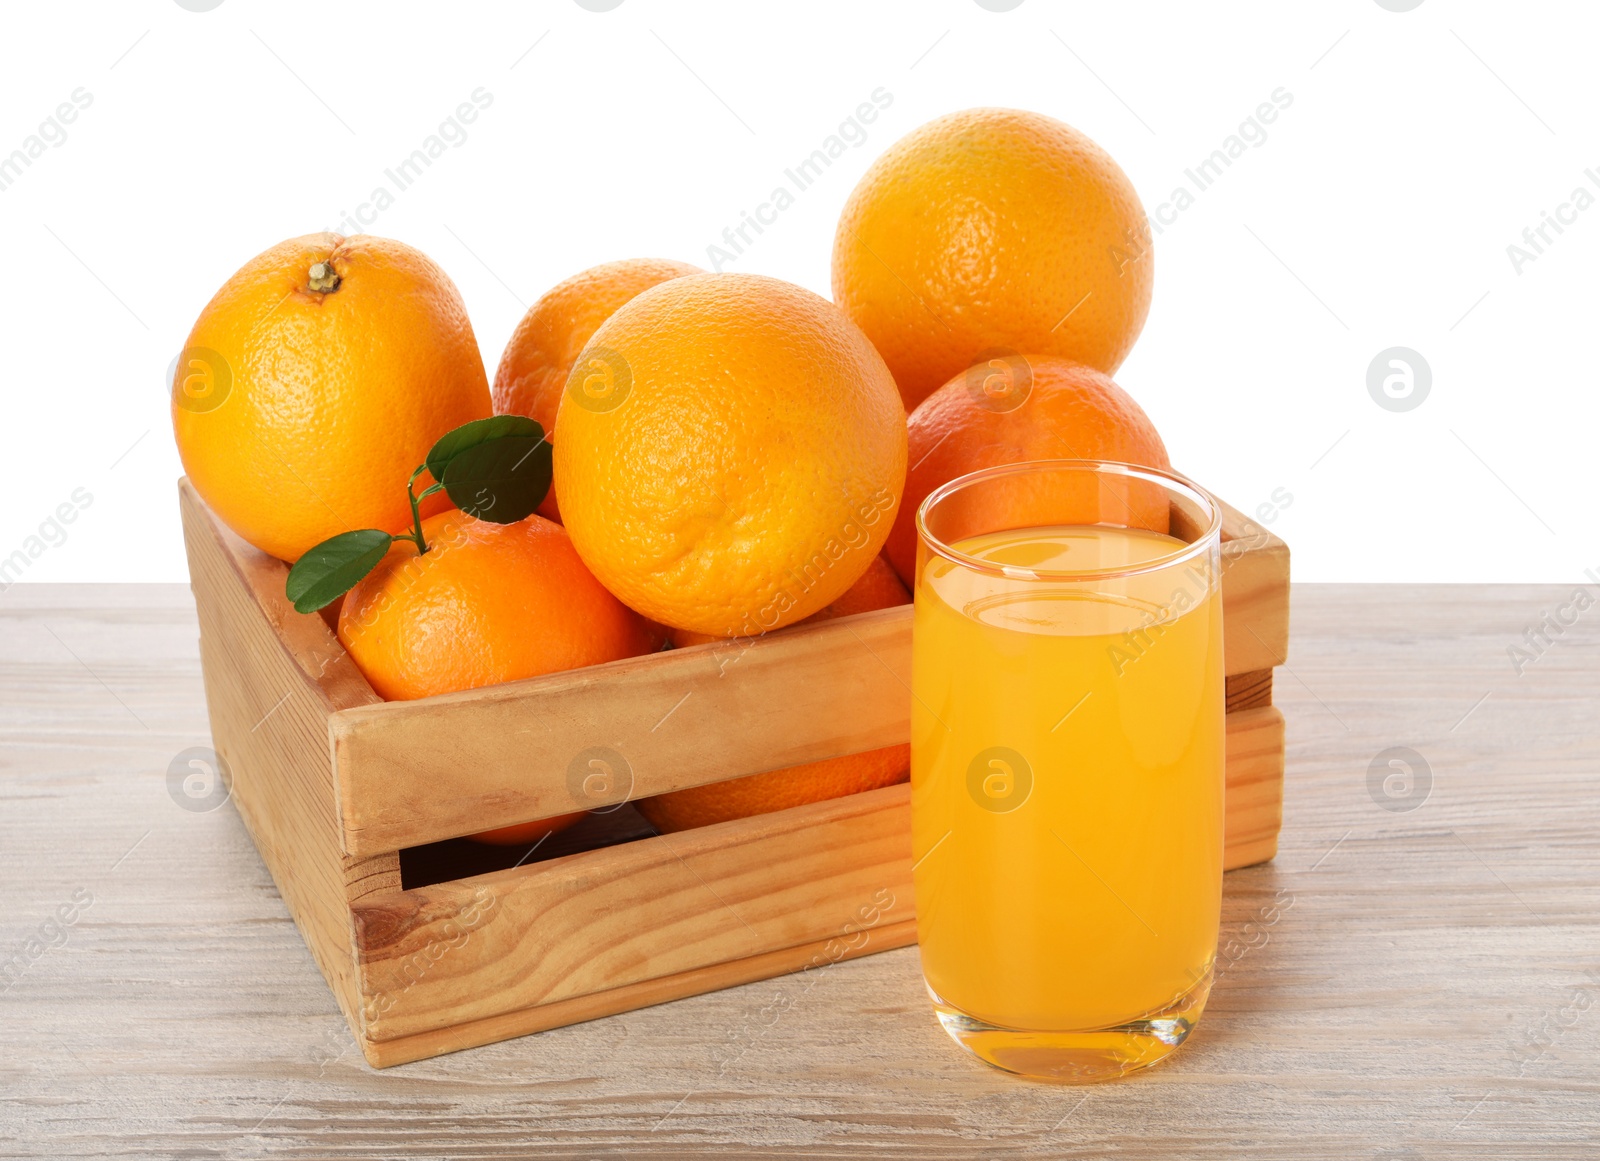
[{"xmin": 2, "ymin": 584, "xmax": 1595, "ymax": 1159}]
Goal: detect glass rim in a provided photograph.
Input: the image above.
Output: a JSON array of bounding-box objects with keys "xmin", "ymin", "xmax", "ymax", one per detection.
[{"xmin": 914, "ymin": 458, "xmax": 1223, "ymax": 583}]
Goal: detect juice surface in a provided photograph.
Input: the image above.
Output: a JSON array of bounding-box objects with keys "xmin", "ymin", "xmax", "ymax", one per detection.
[{"xmin": 911, "ymin": 524, "xmax": 1224, "ymax": 1032}]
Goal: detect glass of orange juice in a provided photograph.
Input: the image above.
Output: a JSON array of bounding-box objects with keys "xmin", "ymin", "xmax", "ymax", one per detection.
[{"xmin": 910, "ymin": 459, "xmax": 1225, "ymax": 1082}]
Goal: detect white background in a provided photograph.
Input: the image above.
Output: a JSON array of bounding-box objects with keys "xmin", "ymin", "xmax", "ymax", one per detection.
[{"xmin": 1, "ymin": 0, "xmax": 1593, "ymax": 584}]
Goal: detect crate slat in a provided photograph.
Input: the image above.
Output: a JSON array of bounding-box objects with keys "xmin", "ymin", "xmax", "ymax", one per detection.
[
  {"xmin": 179, "ymin": 482, "xmax": 398, "ymax": 1042},
  {"xmin": 332, "ymin": 508, "xmax": 1290, "ymax": 856},
  {"xmin": 1217, "ymin": 499, "xmax": 1291, "ymax": 672},
  {"xmin": 363, "ymin": 917, "xmax": 920, "ymax": 1069},
  {"xmin": 354, "ymin": 780, "xmax": 916, "ymax": 1044}
]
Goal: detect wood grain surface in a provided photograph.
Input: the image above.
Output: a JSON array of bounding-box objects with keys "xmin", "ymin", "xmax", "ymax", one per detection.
[
  {"xmin": 179, "ymin": 484, "xmax": 398, "ymax": 1047},
  {"xmin": 2, "ymin": 583, "xmax": 1596, "ymax": 1159},
  {"xmin": 326, "ymin": 494, "xmax": 1288, "ymax": 858}
]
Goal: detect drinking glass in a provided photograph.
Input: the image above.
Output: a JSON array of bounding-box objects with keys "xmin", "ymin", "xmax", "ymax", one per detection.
[{"xmin": 910, "ymin": 459, "xmax": 1225, "ymax": 1082}]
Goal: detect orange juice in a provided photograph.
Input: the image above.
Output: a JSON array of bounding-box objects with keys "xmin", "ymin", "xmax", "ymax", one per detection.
[{"xmin": 911, "ymin": 524, "xmax": 1224, "ymax": 1053}]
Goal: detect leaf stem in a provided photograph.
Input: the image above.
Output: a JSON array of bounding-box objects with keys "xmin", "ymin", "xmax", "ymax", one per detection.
[{"xmin": 405, "ymin": 465, "xmax": 435, "ymax": 555}]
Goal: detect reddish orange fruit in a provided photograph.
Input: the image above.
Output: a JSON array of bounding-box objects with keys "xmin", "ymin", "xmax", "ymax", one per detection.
[{"xmin": 883, "ymin": 356, "xmax": 1171, "ymax": 585}]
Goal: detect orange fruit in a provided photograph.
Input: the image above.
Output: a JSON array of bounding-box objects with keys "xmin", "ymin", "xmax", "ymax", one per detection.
[
  {"xmin": 634, "ymin": 745, "xmax": 909, "ymax": 834},
  {"xmin": 832, "ymin": 108, "xmax": 1153, "ymax": 410},
  {"xmin": 338, "ymin": 509, "xmax": 657, "ymax": 845},
  {"xmin": 882, "ymin": 355, "xmax": 1170, "ymax": 584},
  {"xmin": 340, "ymin": 509, "xmax": 657, "ymax": 697},
  {"xmin": 553, "ymin": 273, "xmax": 907, "ymax": 638},
  {"xmin": 803, "ymin": 552, "xmax": 910, "ymax": 622},
  {"xmin": 492, "ymin": 258, "xmax": 703, "ymax": 520},
  {"xmin": 469, "ymin": 816, "xmax": 585, "ymax": 849},
  {"xmin": 173, "ymin": 233, "xmax": 491, "ymax": 562},
  {"xmin": 668, "ymin": 553, "xmax": 908, "ymax": 648}
]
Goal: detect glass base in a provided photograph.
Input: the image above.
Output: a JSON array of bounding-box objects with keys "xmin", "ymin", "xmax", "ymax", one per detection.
[{"xmin": 928, "ymin": 970, "xmax": 1212, "ymax": 1083}]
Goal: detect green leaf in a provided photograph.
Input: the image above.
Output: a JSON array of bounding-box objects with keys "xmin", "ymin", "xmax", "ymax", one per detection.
[
  {"xmin": 285, "ymin": 529, "xmax": 395, "ymax": 614},
  {"xmin": 441, "ymin": 434, "xmax": 552, "ymax": 523},
  {"xmin": 424, "ymin": 415, "xmax": 544, "ymax": 485}
]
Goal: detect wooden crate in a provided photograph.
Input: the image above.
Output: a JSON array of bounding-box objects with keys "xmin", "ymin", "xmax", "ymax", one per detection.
[{"xmin": 178, "ymin": 477, "xmax": 1289, "ymax": 1068}]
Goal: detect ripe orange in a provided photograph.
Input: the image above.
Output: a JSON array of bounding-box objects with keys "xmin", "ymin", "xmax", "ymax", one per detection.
[
  {"xmin": 832, "ymin": 108, "xmax": 1153, "ymax": 410},
  {"xmin": 635, "ymin": 745, "xmax": 910, "ymax": 834},
  {"xmin": 882, "ymin": 355, "xmax": 1171, "ymax": 584},
  {"xmin": 338, "ymin": 509, "xmax": 658, "ymax": 845},
  {"xmin": 553, "ymin": 273, "xmax": 908, "ymax": 638},
  {"xmin": 468, "ymin": 818, "xmax": 584, "ymax": 848},
  {"xmin": 173, "ymin": 233, "xmax": 491, "ymax": 562},
  {"xmin": 492, "ymin": 258, "xmax": 702, "ymax": 520},
  {"xmin": 802, "ymin": 552, "xmax": 910, "ymax": 622}
]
